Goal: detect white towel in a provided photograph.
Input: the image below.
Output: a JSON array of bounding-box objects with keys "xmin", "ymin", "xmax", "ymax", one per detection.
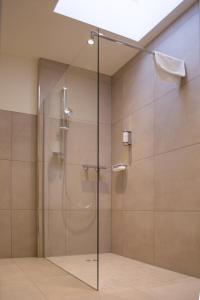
[{"xmin": 154, "ymin": 51, "xmax": 186, "ymax": 82}]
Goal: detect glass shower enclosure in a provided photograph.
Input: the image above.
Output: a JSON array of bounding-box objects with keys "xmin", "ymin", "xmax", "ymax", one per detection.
[{"xmin": 37, "ymin": 35, "xmax": 100, "ymax": 289}]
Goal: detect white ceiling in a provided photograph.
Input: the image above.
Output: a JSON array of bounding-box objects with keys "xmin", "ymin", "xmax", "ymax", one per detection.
[{"xmin": 0, "ymin": 0, "xmax": 196, "ymax": 75}]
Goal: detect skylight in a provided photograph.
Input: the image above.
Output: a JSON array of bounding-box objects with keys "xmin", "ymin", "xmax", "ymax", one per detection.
[{"xmin": 54, "ymin": 0, "xmax": 184, "ymax": 42}]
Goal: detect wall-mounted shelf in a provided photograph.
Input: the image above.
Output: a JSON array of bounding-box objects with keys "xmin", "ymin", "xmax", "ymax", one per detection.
[{"xmin": 112, "ymin": 163, "xmax": 127, "ymax": 172}]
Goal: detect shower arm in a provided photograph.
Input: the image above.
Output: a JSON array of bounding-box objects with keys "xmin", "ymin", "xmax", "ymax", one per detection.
[{"xmin": 91, "ymin": 31, "xmax": 154, "ymax": 55}]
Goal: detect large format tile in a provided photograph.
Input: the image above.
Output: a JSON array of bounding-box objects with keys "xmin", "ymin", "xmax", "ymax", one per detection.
[
  {"xmin": 99, "ymin": 168, "xmax": 111, "ymax": 210},
  {"xmin": 111, "ymin": 75, "xmax": 123, "ymax": 124},
  {"xmin": 146, "ymin": 278, "xmax": 200, "ymax": 300},
  {"xmin": 11, "ymin": 161, "xmax": 36, "ymax": 209},
  {"xmin": 155, "ymin": 76, "xmax": 200, "ymax": 154},
  {"xmin": 154, "ymin": 5, "xmax": 200, "ymax": 99},
  {"xmin": 1, "ymin": 254, "xmax": 199, "ymax": 300},
  {"xmin": 112, "ymin": 159, "xmax": 154, "ymax": 211},
  {"xmin": 0, "ymin": 110, "xmax": 11, "ymax": 159},
  {"xmin": 111, "ymin": 116, "xmax": 132, "ymax": 165},
  {"xmin": 155, "ymin": 212, "xmax": 200, "ymax": 277},
  {"xmin": 64, "ymin": 164, "xmax": 97, "ymax": 210},
  {"xmin": 65, "ymin": 164, "xmax": 110, "ymax": 211},
  {"xmin": 99, "ymin": 123, "xmax": 111, "ymax": 167},
  {"xmin": 33, "ymin": 274, "xmax": 91, "ymax": 300},
  {"xmin": 47, "ymin": 210, "xmax": 66, "ymax": 257},
  {"xmin": 0, "ymin": 283, "xmax": 46, "ymax": 300},
  {"xmin": 67, "ymin": 210, "xmax": 97, "ymax": 255},
  {"xmin": 132, "ymin": 103, "xmax": 154, "ymax": 161},
  {"xmin": 14, "ymin": 257, "xmax": 66, "ymax": 280},
  {"xmin": 111, "ymin": 170, "xmax": 126, "ymax": 210},
  {"xmin": 47, "ymin": 158, "xmax": 64, "ymax": 210},
  {"xmin": 46, "ymin": 117, "xmax": 61, "ymax": 162},
  {"xmin": 122, "ymin": 53, "xmax": 155, "ymax": 116},
  {"xmin": 66, "ymin": 66, "xmax": 98, "ymax": 123},
  {"xmin": 0, "ymin": 160, "xmax": 11, "ymax": 209},
  {"xmin": 155, "ymin": 145, "xmax": 200, "ymax": 211},
  {"xmin": 123, "ymin": 211, "xmax": 154, "ymax": 264},
  {"xmin": 99, "ymin": 77, "xmax": 111, "ymax": 125},
  {"xmin": 66, "ymin": 120, "xmax": 97, "ymax": 165},
  {"xmin": 99, "ymin": 210, "xmax": 111, "ymax": 253},
  {"xmin": 111, "ymin": 211, "xmax": 123, "ymax": 255},
  {"xmin": 0, "ymin": 210, "xmax": 11, "ymax": 258},
  {"xmin": 123, "ymin": 158, "xmax": 154, "ymax": 211},
  {"xmin": 12, "ymin": 112, "xmax": 36, "ymax": 162},
  {"xmin": 0, "ymin": 260, "xmax": 30, "ymax": 287},
  {"xmin": 12, "ymin": 210, "xmax": 37, "ymax": 257}
]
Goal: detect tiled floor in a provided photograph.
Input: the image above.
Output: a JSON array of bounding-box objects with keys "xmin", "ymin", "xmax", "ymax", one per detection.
[{"xmin": 0, "ymin": 254, "xmax": 200, "ymax": 300}]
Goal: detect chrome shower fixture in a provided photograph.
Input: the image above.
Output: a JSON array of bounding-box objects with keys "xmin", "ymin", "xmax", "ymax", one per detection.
[
  {"xmin": 60, "ymin": 86, "xmax": 72, "ymax": 131},
  {"xmin": 64, "ymin": 107, "xmax": 73, "ymax": 116}
]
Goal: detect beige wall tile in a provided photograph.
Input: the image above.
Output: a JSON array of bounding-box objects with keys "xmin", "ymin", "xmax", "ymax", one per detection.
[
  {"xmin": 99, "ymin": 123, "xmax": 111, "ymax": 167},
  {"xmin": 132, "ymin": 103, "xmax": 154, "ymax": 161},
  {"xmin": 99, "ymin": 169, "xmax": 111, "ymax": 210},
  {"xmin": 99, "ymin": 79, "xmax": 111, "ymax": 125},
  {"xmin": 0, "ymin": 110, "xmax": 11, "ymax": 159},
  {"xmin": 0, "ymin": 160, "xmax": 11, "ymax": 209},
  {"xmin": 111, "ymin": 76, "xmax": 123, "ymax": 124},
  {"xmin": 123, "ymin": 211, "xmax": 154, "ymax": 264},
  {"xmin": 155, "ymin": 76, "xmax": 200, "ymax": 154},
  {"xmin": 65, "ymin": 164, "xmax": 97, "ymax": 211},
  {"xmin": 155, "ymin": 145, "xmax": 200, "ymax": 211},
  {"xmin": 99, "ymin": 210, "xmax": 111, "ymax": 253},
  {"xmin": 154, "ymin": 6, "xmax": 200, "ymax": 99},
  {"xmin": 47, "ymin": 210, "xmax": 66, "ymax": 257},
  {"xmin": 66, "ymin": 121, "xmax": 97, "ymax": 165},
  {"xmin": 111, "ymin": 171, "xmax": 126, "ymax": 210},
  {"xmin": 12, "ymin": 161, "xmax": 36, "ymax": 209},
  {"xmin": 111, "ymin": 210, "xmax": 123, "ymax": 255},
  {"xmin": 67, "ymin": 210, "xmax": 97, "ymax": 255},
  {"xmin": 122, "ymin": 53, "xmax": 155, "ymax": 115},
  {"xmin": 12, "ymin": 112, "xmax": 37, "ymax": 162},
  {"xmin": 111, "ymin": 4, "xmax": 200, "ymax": 278},
  {"xmin": 65, "ymin": 164, "xmax": 110, "ymax": 211},
  {"xmin": 47, "ymin": 158, "xmax": 64, "ymax": 210},
  {"xmin": 155, "ymin": 212, "xmax": 200, "ymax": 277},
  {"xmin": 67, "ymin": 66, "xmax": 98, "ymax": 124},
  {"xmin": 46, "ymin": 117, "xmax": 61, "ymax": 162},
  {"xmin": 111, "ymin": 116, "xmax": 132, "ymax": 165},
  {"xmin": 123, "ymin": 158, "xmax": 154, "ymax": 211},
  {"xmin": 12, "ymin": 210, "xmax": 37, "ymax": 257},
  {"xmin": 0, "ymin": 210, "xmax": 11, "ymax": 258}
]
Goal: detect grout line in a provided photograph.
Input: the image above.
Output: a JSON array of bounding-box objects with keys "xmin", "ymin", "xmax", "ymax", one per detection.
[
  {"xmin": 112, "ymin": 140, "xmax": 200, "ymax": 166},
  {"xmin": 154, "ymin": 141, "xmax": 200, "ymax": 157},
  {"xmin": 111, "ymin": 72, "xmax": 200, "ymax": 127}
]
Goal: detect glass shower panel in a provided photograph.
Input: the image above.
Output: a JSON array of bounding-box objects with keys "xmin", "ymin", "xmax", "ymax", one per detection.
[{"xmin": 39, "ymin": 36, "xmax": 99, "ymax": 289}]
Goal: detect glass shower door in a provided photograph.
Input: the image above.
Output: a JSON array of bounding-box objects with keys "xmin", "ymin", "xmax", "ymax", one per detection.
[{"xmin": 38, "ymin": 35, "xmax": 99, "ymax": 289}]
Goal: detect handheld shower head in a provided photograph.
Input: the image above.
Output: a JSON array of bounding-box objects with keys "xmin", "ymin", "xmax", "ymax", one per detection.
[{"xmin": 64, "ymin": 107, "xmax": 72, "ymax": 116}]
